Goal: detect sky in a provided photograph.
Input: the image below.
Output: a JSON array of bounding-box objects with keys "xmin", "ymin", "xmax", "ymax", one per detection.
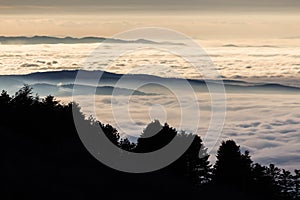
[
  {"xmin": 0, "ymin": 0, "xmax": 300, "ymax": 39},
  {"xmin": 0, "ymin": 0, "xmax": 300, "ymax": 12}
]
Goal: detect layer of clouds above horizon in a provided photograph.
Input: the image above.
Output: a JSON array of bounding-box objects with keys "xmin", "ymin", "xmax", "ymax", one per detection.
[
  {"xmin": 1, "ymin": 0, "xmax": 300, "ymax": 13},
  {"xmin": 62, "ymin": 92, "xmax": 300, "ymax": 171},
  {"xmin": 1, "ymin": 0, "xmax": 300, "ymax": 39}
]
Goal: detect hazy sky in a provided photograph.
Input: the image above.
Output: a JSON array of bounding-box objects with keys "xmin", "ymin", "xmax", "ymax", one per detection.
[
  {"xmin": 1, "ymin": 0, "xmax": 300, "ymax": 12},
  {"xmin": 0, "ymin": 0, "xmax": 300, "ymax": 39}
]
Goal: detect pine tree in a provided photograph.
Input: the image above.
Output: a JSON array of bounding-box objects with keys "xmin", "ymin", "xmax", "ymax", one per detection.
[
  {"xmin": 176, "ymin": 134, "xmax": 212, "ymax": 185},
  {"xmin": 293, "ymin": 170, "xmax": 300, "ymax": 200},
  {"xmin": 213, "ymin": 140, "xmax": 252, "ymax": 188},
  {"xmin": 134, "ymin": 120, "xmax": 176, "ymax": 153},
  {"xmin": 197, "ymin": 142, "xmax": 212, "ymax": 184},
  {"xmin": 119, "ymin": 138, "xmax": 136, "ymax": 151},
  {"xmin": 12, "ymin": 84, "xmax": 34, "ymax": 106},
  {"xmin": 0, "ymin": 90, "xmax": 11, "ymax": 104},
  {"xmin": 279, "ymin": 169, "xmax": 293, "ymax": 199},
  {"xmin": 267, "ymin": 164, "xmax": 281, "ymax": 186}
]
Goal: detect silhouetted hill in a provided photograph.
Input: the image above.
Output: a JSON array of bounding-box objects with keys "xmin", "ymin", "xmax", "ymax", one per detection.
[
  {"xmin": 30, "ymin": 83, "xmax": 152, "ymax": 96},
  {"xmin": 1, "ymin": 70, "xmax": 299, "ymax": 95}
]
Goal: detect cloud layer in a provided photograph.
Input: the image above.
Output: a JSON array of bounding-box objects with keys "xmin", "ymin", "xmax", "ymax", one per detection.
[
  {"xmin": 59, "ymin": 91, "xmax": 300, "ymax": 171},
  {"xmin": 1, "ymin": 43, "xmax": 299, "ymax": 87}
]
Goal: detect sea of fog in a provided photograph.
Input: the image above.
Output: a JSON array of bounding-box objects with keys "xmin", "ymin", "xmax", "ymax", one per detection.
[
  {"xmin": 0, "ymin": 42, "xmax": 299, "ymax": 170},
  {"xmin": 0, "ymin": 42, "xmax": 300, "ymax": 86}
]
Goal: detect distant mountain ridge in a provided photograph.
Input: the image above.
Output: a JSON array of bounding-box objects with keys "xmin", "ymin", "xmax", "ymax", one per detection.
[
  {"xmin": 0, "ymin": 70, "xmax": 299, "ymax": 95},
  {"xmin": 0, "ymin": 36, "xmax": 184, "ymax": 45},
  {"xmin": 29, "ymin": 83, "xmax": 152, "ymax": 96}
]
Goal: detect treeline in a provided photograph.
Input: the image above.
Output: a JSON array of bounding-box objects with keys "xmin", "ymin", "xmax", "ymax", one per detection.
[{"xmin": 0, "ymin": 85, "xmax": 299, "ymax": 200}]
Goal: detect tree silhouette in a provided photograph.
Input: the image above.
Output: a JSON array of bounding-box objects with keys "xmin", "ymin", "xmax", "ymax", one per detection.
[
  {"xmin": 100, "ymin": 122, "xmax": 120, "ymax": 146},
  {"xmin": 0, "ymin": 86, "xmax": 299, "ymax": 200},
  {"xmin": 250, "ymin": 163, "xmax": 284, "ymax": 199},
  {"xmin": 293, "ymin": 170, "xmax": 300, "ymax": 200},
  {"xmin": 195, "ymin": 137, "xmax": 212, "ymax": 184},
  {"xmin": 119, "ymin": 138, "xmax": 136, "ymax": 151},
  {"xmin": 12, "ymin": 84, "xmax": 34, "ymax": 106},
  {"xmin": 213, "ymin": 140, "xmax": 252, "ymax": 189},
  {"xmin": 134, "ymin": 120, "xmax": 177, "ymax": 153},
  {"xmin": 0, "ymin": 90, "xmax": 11, "ymax": 104},
  {"xmin": 170, "ymin": 133, "xmax": 212, "ymax": 185},
  {"xmin": 279, "ymin": 169, "xmax": 294, "ymax": 199},
  {"xmin": 0, "ymin": 90, "xmax": 11, "ymax": 119},
  {"xmin": 267, "ymin": 164, "xmax": 281, "ymax": 185},
  {"xmin": 42, "ymin": 95, "xmax": 60, "ymax": 109}
]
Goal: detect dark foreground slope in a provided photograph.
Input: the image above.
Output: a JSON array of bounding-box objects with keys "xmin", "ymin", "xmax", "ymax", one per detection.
[{"xmin": 0, "ymin": 86, "xmax": 299, "ymax": 200}]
